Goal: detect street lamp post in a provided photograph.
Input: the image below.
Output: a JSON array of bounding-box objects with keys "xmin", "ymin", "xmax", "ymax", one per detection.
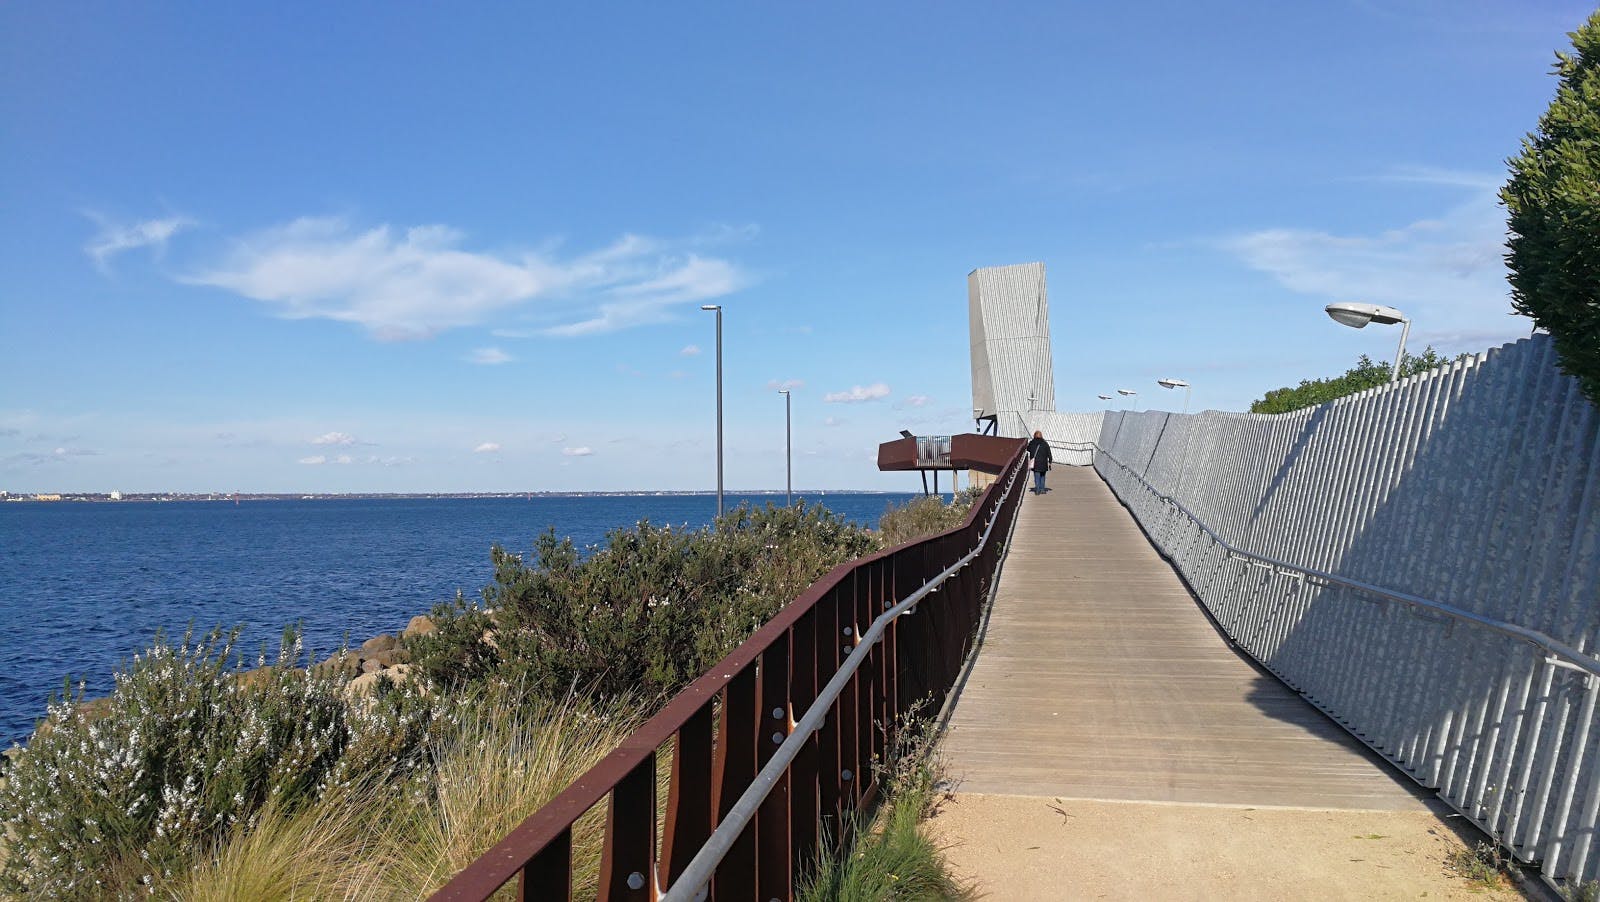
[
  {"xmin": 1325, "ymin": 302, "xmax": 1411, "ymax": 382},
  {"xmin": 1157, "ymin": 378, "xmax": 1191, "ymax": 414},
  {"xmin": 777, "ymin": 388, "xmax": 792, "ymax": 506},
  {"xmin": 1117, "ymin": 388, "xmax": 1139, "ymax": 411},
  {"xmin": 701, "ymin": 304, "xmax": 724, "ymax": 518}
]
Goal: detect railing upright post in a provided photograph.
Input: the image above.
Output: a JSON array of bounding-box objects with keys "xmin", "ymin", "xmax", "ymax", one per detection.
[
  {"xmin": 598, "ymin": 752, "xmax": 657, "ymax": 902},
  {"xmin": 815, "ymin": 586, "xmax": 844, "ymax": 844},
  {"xmin": 876, "ymin": 559, "xmax": 902, "ymax": 764},
  {"xmin": 835, "ymin": 571, "xmax": 863, "ymax": 813},
  {"xmin": 518, "ymin": 827, "xmax": 571, "ymax": 901},
  {"xmin": 855, "ymin": 560, "xmax": 882, "ymax": 799},
  {"xmin": 659, "ymin": 706, "xmax": 716, "ymax": 888},
  {"xmin": 756, "ymin": 640, "xmax": 794, "ymax": 900},
  {"xmin": 712, "ymin": 667, "xmax": 760, "ymax": 899},
  {"xmin": 787, "ymin": 609, "xmax": 820, "ymax": 883}
]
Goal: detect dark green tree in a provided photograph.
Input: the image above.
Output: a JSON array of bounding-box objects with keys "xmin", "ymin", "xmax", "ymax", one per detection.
[
  {"xmin": 1250, "ymin": 348, "xmax": 1458, "ymax": 414},
  {"xmin": 1502, "ymin": 11, "xmax": 1600, "ymax": 405}
]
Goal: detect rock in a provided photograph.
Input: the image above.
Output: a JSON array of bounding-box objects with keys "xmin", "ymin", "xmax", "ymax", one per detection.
[
  {"xmin": 346, "ymin": 671, "xmax": 382, "ymax": 699},
  {"xmin": 345, "ymin": 664, "xmax": 414, "ymax": 699},
  {"xmin": 312, "ymin": 652, "xmax": 361, "ymax": 679},
  {"xmin": 361, "ymin": 657, "xmax": 383, "ymax": 674},
  {"xmin": 402, "ymin": 615, "xmax": 437, "ymax": 638},
  {"xmin": 367, "ymin": 647, "xmax": 409, "ymax": 668},
  {"xmin": 234, "ymin": 665, "xmax": 277, "ymax": 688},
  {"xmin": 360, "ymin": 633, "xmax": 399, "ymax": 655}
]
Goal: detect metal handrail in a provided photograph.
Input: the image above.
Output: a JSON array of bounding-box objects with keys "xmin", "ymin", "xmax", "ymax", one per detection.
[
  {"xmin": 661, "ymin": 452, "xmax": 1027, "ymax": 900},
  {"xmin": 1052, "ymin": 440, "xmax": 1600, "ymax": 679}
]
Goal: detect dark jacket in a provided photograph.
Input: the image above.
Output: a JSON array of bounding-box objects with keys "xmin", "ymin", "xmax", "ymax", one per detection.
[{"xmin": 1026, "ymin": 436, "xmax": 1052, "ymax": 473}]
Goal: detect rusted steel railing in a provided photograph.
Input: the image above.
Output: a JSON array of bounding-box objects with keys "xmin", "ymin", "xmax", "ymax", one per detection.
[{"xmin": 431, "ymin": 440, "xmax": 1027, "ymax": 901}]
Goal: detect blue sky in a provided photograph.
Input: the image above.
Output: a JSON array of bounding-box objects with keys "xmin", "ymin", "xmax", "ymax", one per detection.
[{"xmin": 0, "ymin": 2, "xmax": 1586, "ymax": 492}]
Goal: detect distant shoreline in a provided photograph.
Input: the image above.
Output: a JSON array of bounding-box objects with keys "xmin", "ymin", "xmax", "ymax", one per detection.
[{"xmin": 2, "ymin": 489, "xmax": 900, "ymax": 503}]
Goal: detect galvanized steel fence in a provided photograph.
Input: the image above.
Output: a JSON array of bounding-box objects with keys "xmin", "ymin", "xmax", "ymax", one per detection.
[
  {"xmin": 431, "ymin": 441, "xmax": 1027, "ymax": 901},
  {"xmin": 1084, "ymin": 334, "xmax": 1600, "ymax": 889}
]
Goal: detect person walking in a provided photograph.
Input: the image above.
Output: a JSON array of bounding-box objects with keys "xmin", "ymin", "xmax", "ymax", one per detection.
[{"xmin": 1026, "ymin": 430, "xmax": 1052, "ymax": 493}]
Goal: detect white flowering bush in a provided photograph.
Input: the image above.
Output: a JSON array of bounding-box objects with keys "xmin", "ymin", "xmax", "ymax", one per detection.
[
  {"xmin": 0, "ymin": 627, "xmax": 448, "ymax": 899},
  {"xmin": 410, "ymin": 501, "xmax": 881, "ymax": 699}
]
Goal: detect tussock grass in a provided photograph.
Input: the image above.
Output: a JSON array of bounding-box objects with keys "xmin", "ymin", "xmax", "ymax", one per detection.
[
  {"xmin": 174, "ymin": 689, "xmax": 644, "ymax": 901},
  {"xmin": 1444, "ymin": 841, "xmax": 1510, "ymax": 891},
  {"xmin": 799, "ymin": 710, "xmax": 974, "ymax": 902}
]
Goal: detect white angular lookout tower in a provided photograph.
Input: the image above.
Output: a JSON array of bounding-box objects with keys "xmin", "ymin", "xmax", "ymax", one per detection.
[{"xmin": 969, "ymin": 262, "xmax": 1055, "ymax": 437}]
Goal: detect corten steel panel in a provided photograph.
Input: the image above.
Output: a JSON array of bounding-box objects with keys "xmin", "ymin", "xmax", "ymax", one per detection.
[
  {"xmin": 1089, "ymin": 334, "xmax": 1600, "ymax": 889},
  {"xmin": 876, "ymin": 434, "xmax": 1024, "ymax": 474}
]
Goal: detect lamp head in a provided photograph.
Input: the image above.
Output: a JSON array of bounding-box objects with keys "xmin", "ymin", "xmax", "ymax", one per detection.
[
  {"xmin": 1097, "ymin": 394, "xmax": 1113, "ymax": 401},
  {"xmin": 777, "ymin": 388, "xmax": 789, "ymax": 395},
  {"xmin": 1325, "ymin": 301, "xmax": 1406, "ymax": 328},
  {"xmin": 700, "ymin": 304, "xmax": 721, "ymax": 311},
  {"xmin": 1116, "ymin": 389, "xmax": 1137, "ymax": 397},
  {"xmin": 1157, "ymin": 378, "xmax": 1189, "ymax": 389}
]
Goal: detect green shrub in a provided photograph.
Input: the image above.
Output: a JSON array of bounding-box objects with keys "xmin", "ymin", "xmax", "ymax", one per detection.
[
  {"xmin": 1503, "ymin": 11, "xmax": 1600, "ymax": 406},
  {"xmin": 877, "ymin": 489, "xmax": 983, "ymax": 548},
  {"xmin": 1249, "ymin": 348, "xmax": 1462, "ymax": 414},
  {"xmin": 0, "ymin": 628, "xmax": 448, "ymax": 899},
  {"xmin": 409, "ymin": 502, "xmax": 879, "ymax": 699}
]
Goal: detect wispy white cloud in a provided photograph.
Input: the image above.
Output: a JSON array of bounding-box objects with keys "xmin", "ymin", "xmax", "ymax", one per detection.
[
  {"xmin": 767, "ymin": 378, "xmax": 805, "ymax": 391},
  {"xmin": 680, "ymin": 344, "xmax": 702, "ymax": 356},
  {"xmin": 562, "ymin": 446, "xmax": 594, "ymax": 457},
  {"xmin": 86, "ymin": 213, "xmax": 194, "ymax": 269},
  {"xmin": 1218, "ymin": 174, "xmax": 1527, "ymax": 347},
  {"xmin": 899, "ymin": 394, "xmax": 932, "ymax": 408},
  {"xmin": 468, "ymin": 347, "xmax": 513, "ymax": 365},
  {"xmin": 539, "ymin": 256, "xmax": 743, "ymax": 338},
  {"xmin": 473, "ymin": 442, "xmax": 501, "ymax": 454},
  {"xmin": 298, "ymin": 452, "xmax": 404, "ymax": 466},
  {"xmin": 184, "ymin": 218, "xmax": 749, "ymax": 341},
  {"xmin": 824, "ymin": 417, "xmax": 844, "ymax": 427},
  {"xmin": 4, "ymin": 446, "xmax": 100, "ymax": 466},
  {"xmin": 824, "ymin": 383, "xmax": 890, "ymax": 403},
  {"xmin": 311, "ymin": 431, "xmax": 360, "ymax": 446}
]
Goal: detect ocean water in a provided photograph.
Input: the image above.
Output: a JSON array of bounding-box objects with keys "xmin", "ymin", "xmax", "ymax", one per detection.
[{"xmin": 0, "ymin": 492, "xmax": 917, "ymax": 746}]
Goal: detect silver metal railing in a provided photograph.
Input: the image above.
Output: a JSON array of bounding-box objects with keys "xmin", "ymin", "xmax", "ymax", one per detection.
[
  {"xmin": 1052, "ymin": 440, "xmax": 1600, "ymax": 677},
  {"xmin": 660, "ymin": 453, "xmax": 1028, "ymax": 901},
  {"xmin": 1053, "ymin": 438, "xmax": 1600, "ymax": 889}
]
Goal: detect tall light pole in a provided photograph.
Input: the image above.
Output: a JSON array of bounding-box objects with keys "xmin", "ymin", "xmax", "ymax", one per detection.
[
  {"xmin": 777, "ymin": 388, "xmax": 792, "ymax": 506},
  {"xmin": 1157, "ymin": 378, "xmax": 1191, "ymax": 413},
  {"xmin": 1117, "ymin": 388, "xmax": 1139, "ymax": 411},
  {"xmin": 1325, "ymin": 302, "xmax": 1411, "ymax": 382},
  {"xmin": 701, "ymin": 304, "xmax": 723, "ymax": 518}
]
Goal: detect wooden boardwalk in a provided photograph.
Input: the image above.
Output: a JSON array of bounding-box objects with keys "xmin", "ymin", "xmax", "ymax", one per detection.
[{"xmin": 940, "ymin": 465, "xmax": 1429, "ymax": 810}]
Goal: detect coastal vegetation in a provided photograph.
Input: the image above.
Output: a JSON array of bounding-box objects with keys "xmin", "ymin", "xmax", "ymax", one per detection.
[
  {"xmin": 0, "ymin": 492, "xmax": 981, "ymax": 899},
  {"xmin": 1502, "ymin": 10, "xmax": 1600, "ymax": 407},
  {"xmin": 1248, "ymin": 347, "xmax": 1461, "ymax": 414},
  {"xmin": 798, "ymin": 712, "xmax": 974, "ymax": 902}
]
